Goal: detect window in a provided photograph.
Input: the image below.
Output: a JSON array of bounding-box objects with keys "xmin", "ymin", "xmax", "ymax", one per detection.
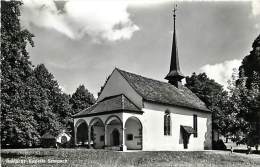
[
  {"xmin": 100, "ymin": 135, "xmax": 104, "ymax": 141},
  {"xmin": 193, "ymin": 114, "xmax": 198, "ymax": 137},
  {"xmin": 164, "ymin": 110, "xmax": 171, "ymax": 136},
  {"xmin": 127, "ymin": 134, "xmax": 133, "ymax": 140}
]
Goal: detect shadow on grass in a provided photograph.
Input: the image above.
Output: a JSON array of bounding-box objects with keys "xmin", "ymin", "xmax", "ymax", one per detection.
[
  {"xmin": 234, "ymin": 150, "xmax": 260, "ymax": 155},
  {"xmin": 225, "ymin": 149, "xmax": 260, "ymax": 155},
  {"xmin": 1, "ymin": 152, "xmax": 22, "ymax": 158},
  {"xmin": 1, "ymin": 152, "xmax": 48, "ymax": 158}
]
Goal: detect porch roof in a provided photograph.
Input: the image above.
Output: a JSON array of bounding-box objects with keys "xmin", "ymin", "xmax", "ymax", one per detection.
[
  {"xmin": 73, "ymin": 94, "xmax": 143, "ymax": 118},
  {"xmin": 181, "ymin": 125, "xmax": 196, "ymax": 134}
]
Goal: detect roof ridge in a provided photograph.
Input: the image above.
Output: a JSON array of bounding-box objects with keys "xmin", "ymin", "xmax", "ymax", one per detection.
[
  {"xmin": 72, "ymin": 103, "xmax": 98, "ymax": 117},
  {"xmin": 117, "ymin": 68, "xmax": 187, "ymax": 97},
  {"xmin": 122, "ymin": 94, "xmax": 141, "ymax": 110}
]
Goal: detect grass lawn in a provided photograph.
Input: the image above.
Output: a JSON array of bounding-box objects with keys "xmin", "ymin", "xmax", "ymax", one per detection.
[{"xmin": 1, "ymin": 149, "xmax": 260, "ymax": 167}]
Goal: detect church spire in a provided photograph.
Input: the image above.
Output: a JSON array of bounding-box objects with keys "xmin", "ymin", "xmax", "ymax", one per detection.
[{"xmin": 165, "ymin": 4, "xmax": 184, "ymax": 88}]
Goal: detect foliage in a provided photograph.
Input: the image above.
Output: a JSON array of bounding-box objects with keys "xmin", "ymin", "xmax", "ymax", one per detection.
[
  {"xmin": 234, "ymin": 34, "xmax": 260, "ymax": 148},
  {"xmin": 185, "ymin": 73, "xmax": 224, "ymax": 105},
  {"xmin": 226, "ymin": 34, "xmax": 260, "ymax": 148},
  {"xmin": 185, "ymin": 34, "xmax": 260, "ymax": 148},
  {"xmin": 1, "ymin": 1, "xmax": 85, "ymax": 148},
  {"xmin": 185, "ymin": 73, "xmax": 234, "ymax": 138},
  {"xmin": 239, "ymin": 34, "xmax": 260, "ymax": 89},
  {"xmin": 70, "ymin": 85, "xmax": 95, "ymax": 115},
  {"xmin": 1, "ymin": 0, "xmax": 38, "ymax": 147},
  {"xmin": 33, "ymin": 64, "xmax": 74, "ymax": 135},
  {"xmin": 228, "ymin": 73, "xmax": 260, "ymax": 147}
]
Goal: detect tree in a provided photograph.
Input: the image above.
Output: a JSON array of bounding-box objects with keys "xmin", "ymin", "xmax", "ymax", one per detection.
[
  {"xmin": 235, "ymin": 35, "xmax": 260, "ymax": 148},
  {"xmin": 32, "ymin": 64, "xmax": 71, "ymax": 136},
  {"xmin": 33, "ymin": 64, "xmax": 61, "ymax": 103},
  {"xmin": 239, "ymin": 34, "xmax": 260, "ymax": 89},
  {"xmin": 1, "ymin": 1, "xmax": 38, "ymax": 147},
  {"xmin": 69, "ymin": 85, "xmax": 95, "ymax": 145},
  {"xmin": 185, "ymin": 73, "xmax": 234, "ymax": 140},
  {"xmin": 70, "ymin": 85, "xmax": 95, "ymax": 115},
  {"xmin": 1, "ymin": 1, "xmax": 80, "ymax": 148},
  {"xmin": 227, "ymin": 71, "xmax": 250, "ymax": 140}
]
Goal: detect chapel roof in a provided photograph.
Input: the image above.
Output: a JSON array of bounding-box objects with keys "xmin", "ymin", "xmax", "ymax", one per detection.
[
  {"xmin": 73, "ymin": 94, "xmax": 142, "ymax": 118},
  {"xmin": 117, "ymin": 68, "xmax": 210, "ymax": 112}
]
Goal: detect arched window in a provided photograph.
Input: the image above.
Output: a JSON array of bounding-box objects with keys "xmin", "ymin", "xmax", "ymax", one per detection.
[{"xmin": 164, "ymin": 110, "xmax": 171, "ymax": 136}]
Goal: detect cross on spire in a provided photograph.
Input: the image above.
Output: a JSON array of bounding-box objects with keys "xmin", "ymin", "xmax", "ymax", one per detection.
[
  {"xmin": 165, "ymin": 4, "xmax": 185, "ymax": 88},
  {"xmin": 173, "ymin": 4, "xmax": 177, "ymax": 18}
]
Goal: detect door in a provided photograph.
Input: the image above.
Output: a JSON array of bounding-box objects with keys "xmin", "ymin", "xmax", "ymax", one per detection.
[{"xmin": 111, "ymin": 129, "xmax": 120, "ymax": 146}]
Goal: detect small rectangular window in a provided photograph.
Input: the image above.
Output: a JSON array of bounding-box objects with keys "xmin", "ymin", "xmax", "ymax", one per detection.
[
  {"xmin": 193, "ymin": 114, "xmax": 198, "ymax": 137},
  {"xmin": 100, "ymin": 135, "xmax": 104, "ymax": 141},
  {"xmin": 127, "ymin": 134, "xmax": 133, "ymax": 140}
]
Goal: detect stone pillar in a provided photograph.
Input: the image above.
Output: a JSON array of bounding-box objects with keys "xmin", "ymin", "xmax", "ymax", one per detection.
[
  {"xmin": 104, "ymin": 125, "xmax": 107, "ymax": 147},
  {"xmin": 88, "ymin": 126, "xmax": 92, "ymax": 149},
  {"xmin": 74, "ymin": 127, "xmax": 77, "ymax": 146},
  {"xmin": 122, "ymin": 127, "xmax": 127, "ymax": 151}
]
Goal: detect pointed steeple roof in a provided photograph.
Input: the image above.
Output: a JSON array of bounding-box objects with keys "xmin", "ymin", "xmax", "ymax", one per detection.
[{"xmin": 165, "ymin": 5, "xmax": 184, "ymax": 87}]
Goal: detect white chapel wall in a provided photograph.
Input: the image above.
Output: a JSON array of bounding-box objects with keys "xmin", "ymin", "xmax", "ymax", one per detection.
[
  {"xmin": 56, "ymin": 132, "xmax": 71, "ymax": 144},
  {"xmin": 140, "ymin": 102, "xmax": 212, "ymax": 151}
]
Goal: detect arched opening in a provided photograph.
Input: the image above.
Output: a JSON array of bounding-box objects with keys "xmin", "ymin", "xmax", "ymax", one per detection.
[
  {"xmin": 61, "ymin": 136, "xmax": 68, "ymax": 144},
  {"xmin": 105, "ymin": 115, "xmax": 123, "ymax": 148},
  {"xmin": 125, "ymin": 116, "xmax": 142, "ymax": 150},
  {"xmin": 75, "ymin": 120, "xmax": 88, "ymax": 146},
  {"xmin": 111, "ymin": 129, "xmax": 120, "ymax": 146},
  {"xmin": 89, "ymin": 118, "xmax": 105, "ymax": 149}
]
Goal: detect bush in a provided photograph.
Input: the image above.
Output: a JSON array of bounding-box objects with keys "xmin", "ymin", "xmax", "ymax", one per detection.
[{"xmin": 212, "ymin": 140, "xmax": 227, "ymax": 150}]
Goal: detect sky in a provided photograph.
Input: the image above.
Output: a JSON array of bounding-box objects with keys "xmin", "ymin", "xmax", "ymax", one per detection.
[{"xmin": 20, "ymin": 0, "xmax": 260, "ymax": 97}]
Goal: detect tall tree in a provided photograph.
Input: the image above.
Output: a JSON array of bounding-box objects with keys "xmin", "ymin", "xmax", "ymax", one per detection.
[
  {"xmin": 32, "ymin": 64, "xmax": 71, "ymax": 136},
  {"xmin": 239, "ymin": 34, "xmax": 260, "ymax": 89},
  {"xmin": 1, "ymin": 1, "xmax": 78, "ymax": 148},
  {"xmin": 185, "ymin": 73, "xmax": 234, "ymax": 139},
  {"xmin": 33, "ymin": 64, "xmax": 61, "ymax": 103},
  {"xmin": 235, "ymin": 34, "xmax": 260, "ymax": 148},
  {"xmin": 70, "ymin": 85, "xmax": 95, "ymax": 115},
  {"xmin": 1, "ymin": 0, "xmax": 38, "ymax": 147}
]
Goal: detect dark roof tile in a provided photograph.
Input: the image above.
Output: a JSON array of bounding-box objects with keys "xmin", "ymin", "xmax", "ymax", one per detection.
[
  {"xmin": 73, "ymin": 94, "xmax": 142, "ymax": 118},
  {"xmin": 117, "ymin": 68, "xmax": 210, "ymax": 112}
]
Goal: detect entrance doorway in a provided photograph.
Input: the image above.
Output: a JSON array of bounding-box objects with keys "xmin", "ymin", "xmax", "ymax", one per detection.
[
  {"xmin": 125, "ymin": 117, "xmax": 142, "ymax": 150},
  {"xmin": 76, "ymin": 121, "xmax": 88, "ymax": 146},
  {"xmin": 111, "ymin": 129, "xmax": 120, "ymax": 146}
]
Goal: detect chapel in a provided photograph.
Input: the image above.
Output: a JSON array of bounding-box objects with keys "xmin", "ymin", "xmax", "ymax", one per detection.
[{"xmin": 73, "ymin": 7, "xmax": 212, "ymax": 151}]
